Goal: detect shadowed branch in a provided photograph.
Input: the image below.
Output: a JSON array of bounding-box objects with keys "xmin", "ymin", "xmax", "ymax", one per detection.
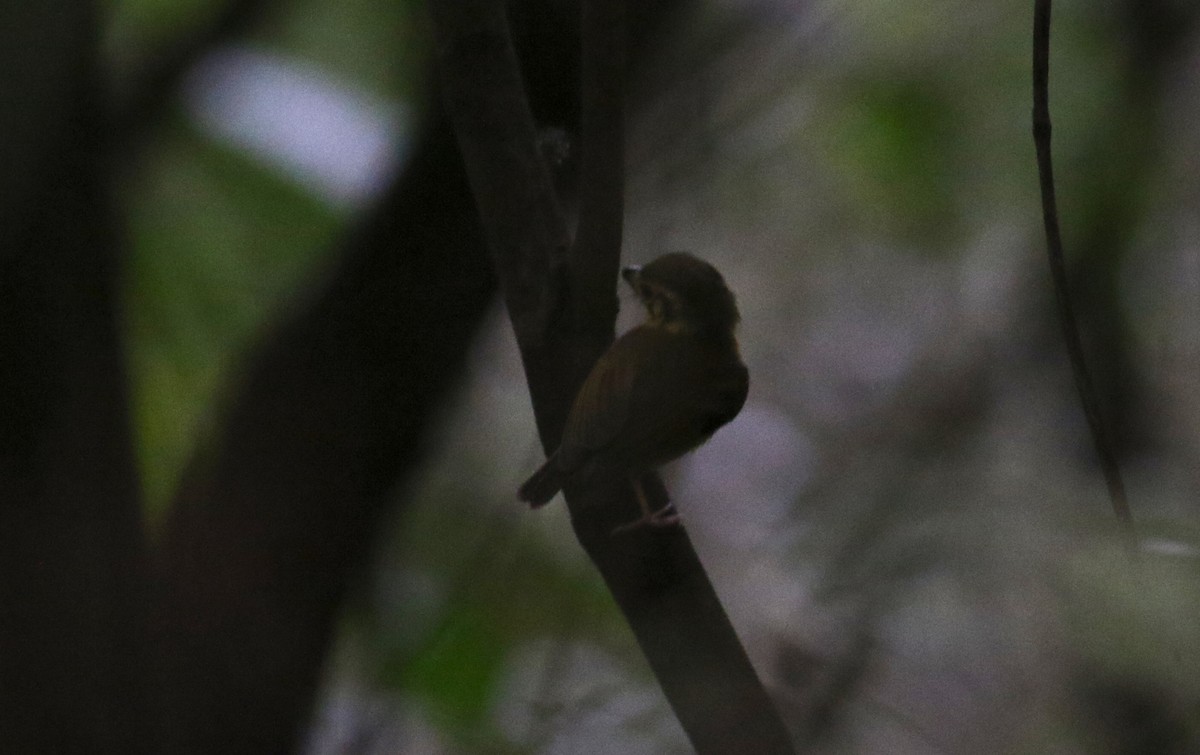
[{"xmin": 428, "ymin": 0, "xmax": 795, "ymax": 751}]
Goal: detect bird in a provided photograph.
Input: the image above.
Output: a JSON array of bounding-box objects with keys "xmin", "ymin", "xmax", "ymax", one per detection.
[{"xmin": 517, "ymin": 252, "xmax": 749, "ymax": 532}]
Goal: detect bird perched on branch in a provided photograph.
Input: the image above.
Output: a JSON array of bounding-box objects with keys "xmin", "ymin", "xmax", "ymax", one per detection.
[{"xmin": 518, "ymin": 252, "xmax": 749, "ymax": 531}]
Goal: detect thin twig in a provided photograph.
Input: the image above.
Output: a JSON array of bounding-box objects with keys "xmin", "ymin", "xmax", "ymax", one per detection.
[{"xmin": 1032, "ymin": 0, "xmax": 1135, "ymax": 533}]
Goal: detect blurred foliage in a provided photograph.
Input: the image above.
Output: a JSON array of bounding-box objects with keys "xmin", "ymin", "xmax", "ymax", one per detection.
[
  {"xmin": 269, "ymin": 0, "xmax": 430, "ymax": 100},
  {"xmin": 109, "ymin": 0, "xmax": 427, "ymax": 515},
  {"xmin": 107, "ymin": 0, "xmax": 429, "ymax": 98},
  {"xmin": 121, "ymin": 116, "xmax": 341, "ymax": 515},
  {"xmin": 107, "ymin": 0, "xmax": 222, "ymax": 76},
  {"xmin": 824, "ymin": 77, "xmax": 960, "ymax": 245}
]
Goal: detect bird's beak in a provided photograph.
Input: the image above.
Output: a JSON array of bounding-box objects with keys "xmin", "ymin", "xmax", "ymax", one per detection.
[{"xmin": 621, "ymin": 265, "xmax": 641, "ymax": 286}]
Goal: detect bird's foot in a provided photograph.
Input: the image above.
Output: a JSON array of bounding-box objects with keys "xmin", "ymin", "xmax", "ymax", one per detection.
[{"xmin": 612, "ymin": 503, "xmax": 680, "ymax": 535}]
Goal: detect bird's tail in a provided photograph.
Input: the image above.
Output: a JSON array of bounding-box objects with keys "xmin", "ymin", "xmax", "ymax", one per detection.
[{"xmin": 518, "ymin": 454, "xmax": 564, "ymax": 508}]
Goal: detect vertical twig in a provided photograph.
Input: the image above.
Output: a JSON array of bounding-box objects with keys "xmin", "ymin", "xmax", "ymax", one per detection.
[{"xmin": 1032, "ymin": 0, "xmax": 1135, "ymax": 533}]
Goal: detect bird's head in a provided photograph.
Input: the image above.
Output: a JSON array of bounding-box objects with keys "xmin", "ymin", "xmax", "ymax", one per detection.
[{"xmin": 621, "ymin": 252, "xmax": 740, "ymax": 335}]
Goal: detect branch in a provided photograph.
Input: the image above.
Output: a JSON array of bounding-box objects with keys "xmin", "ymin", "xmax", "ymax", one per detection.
[
  {"xmin": 1032, "ymin": 0, "xmax": 1135, "ymax": 533},
  {"xmin": 569, "ymin": 0, "xmax": 625, "ymax": 331},
  {"xmin": 429, "ymin": 1, "xmax": 795, "ymax": 751},
  {"xmin": 428, "ymin": 0, "xmax": 577, "ymax": 444},
  {"xmin": 152, "ymin": 121, "xmax": 496, "ymax": 753}
]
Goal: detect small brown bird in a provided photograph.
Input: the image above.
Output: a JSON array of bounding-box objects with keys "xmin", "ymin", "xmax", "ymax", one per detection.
[{"xmin": 518, "ymin": 252, "xmax": 749, "ymax": 531}]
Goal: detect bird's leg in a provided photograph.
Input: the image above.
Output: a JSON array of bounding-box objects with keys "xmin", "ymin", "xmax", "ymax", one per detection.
[{"xmin": 612, "ymin": 476, "xmax": 680, "ymax": 534}]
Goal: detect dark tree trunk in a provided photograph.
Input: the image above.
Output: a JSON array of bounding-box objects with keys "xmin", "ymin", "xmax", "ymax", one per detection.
[{"xmin": 0, "ymin": 2, "xmax": 150, "ymax": 751}]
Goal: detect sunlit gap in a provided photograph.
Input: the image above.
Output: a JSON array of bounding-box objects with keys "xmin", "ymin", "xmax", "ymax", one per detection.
[{"xmin": 183, "ymin": 46, "xmax": 410, "ymax": 210}]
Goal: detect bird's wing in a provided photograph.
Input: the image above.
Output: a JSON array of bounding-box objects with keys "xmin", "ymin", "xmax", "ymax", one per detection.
[
  {"xmin": 557, "ymin": 327, "xmax": 661, "ymax": 468},
  {"xmin": 697, "ymin": 360, "xmax": 749, "ymax": 438},
  {"xmin": 624, "ymin": 343, "xmax": 747, "ymax": 463}
]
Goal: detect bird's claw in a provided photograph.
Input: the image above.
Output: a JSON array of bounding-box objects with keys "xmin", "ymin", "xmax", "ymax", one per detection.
[{"xmin": 612, "ymin": 504, "xmax": 680, "ymax": 535}]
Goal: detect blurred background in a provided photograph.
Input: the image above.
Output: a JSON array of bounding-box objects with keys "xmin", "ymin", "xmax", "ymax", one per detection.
[{"xmin": 82, "ymin": 0, "xmax": 1200, "ymax": 751}]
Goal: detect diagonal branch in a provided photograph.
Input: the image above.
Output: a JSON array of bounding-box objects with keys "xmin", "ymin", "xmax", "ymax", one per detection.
[
  {"xmin": 1032, "ymin": 0, "xmax": 1134, "ymax": 533},
  {"xmin": 151, "ymin": 121, "xmax": 496, "ymax": 754},
  {"xmin": 569, "ymin": 0, "xmax": 625, "ymax": 332},
  {"xmin": 428, "ymin": 1, "xmax": 795, "ymax": 752}
]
